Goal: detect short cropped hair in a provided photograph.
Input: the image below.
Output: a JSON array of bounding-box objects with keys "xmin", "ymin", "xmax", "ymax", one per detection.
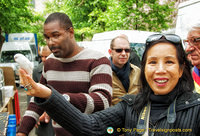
[
  {"xmin": 110, "ymin": 36, "xmax": 129, "ymax": 49},
  {"xmin": 44, "ymin": 12, "xmax": 73, "ymax": 30}
]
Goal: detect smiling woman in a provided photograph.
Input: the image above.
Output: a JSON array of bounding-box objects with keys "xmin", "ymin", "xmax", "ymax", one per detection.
[
  {"xmin": 145, "ymin": 42, "xmax": 183, "ymax": 95},
  {"xmin": 20, "ymin": 33, "xmax": 200, "ymax": 136},
  {"xmin": 134, "ymin": 34, "xmax": 194, "ymax": 109}
]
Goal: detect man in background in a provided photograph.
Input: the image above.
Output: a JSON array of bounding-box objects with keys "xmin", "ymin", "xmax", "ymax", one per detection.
[
  {"xmin": 108, "ymin": 35, "xmax": 140, "ymax": 105},
  {"xmin": 33, "ymin": 46, "xmax": 51, "ymax": 83},
  {"xmin": 185, "ymin": 22, "xmax": 200, "ymax": 94},
  {"xmin": 32, "ymin": 46, "xmax": 54, "ymax": 136},
  {"xmin": 27, "ymin": 46, "xmax": 52, "ymax": 103}
]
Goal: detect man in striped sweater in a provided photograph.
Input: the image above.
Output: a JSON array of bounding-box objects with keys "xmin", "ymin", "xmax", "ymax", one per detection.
[{"xmin": 17, "ymin": 12, "xmax": 112, "ymax": 136}]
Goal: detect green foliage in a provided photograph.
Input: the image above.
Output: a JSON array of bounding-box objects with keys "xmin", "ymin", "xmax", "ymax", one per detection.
[
  {"xmin": 0, "ymin": 0, "xmax": 34, "ymax": 33},
  {"xmin": 43, "ymin": 0, "xmax": 176, "ymax": 41},
  {"xmin": 0, "ymin": 0, "xmax": 46, "ymax": 46},
  {"xmin": 0, "ymin": 0, "xmax": 177, "ymax": 44},
  {"xmin": 106, "ymin": 0, "xmax": 175, "ymax": 32},
  {"xmin": 29, "ymin": 13, "xmax": 46, "ymax": 46}
]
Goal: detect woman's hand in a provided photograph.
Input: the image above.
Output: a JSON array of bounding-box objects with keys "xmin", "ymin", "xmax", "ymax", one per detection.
[
  {"xmin": 35, "ymin": 112, "xmax": 50, "ymax": 128},
  {"xmin": 19, "ymin": 68, "xmax": 52, "ymax": 99}
]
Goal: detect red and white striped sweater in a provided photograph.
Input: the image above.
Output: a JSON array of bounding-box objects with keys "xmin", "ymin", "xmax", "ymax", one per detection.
[{"xmin": 18, "ymin": 48, "xmax": 112, "ymax": 136}]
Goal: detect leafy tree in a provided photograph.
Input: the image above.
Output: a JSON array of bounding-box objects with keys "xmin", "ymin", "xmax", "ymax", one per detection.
[
  {"xmin": 0, "ymin": 0, "xmax": 33, "ymax": 33},
  {"xmin": 30, "ymin": 13, "xmax": 46, "ymax": 46},
  {"xmin": 0, "ymin": 0, "xmax": 177, "ymax": 44},
  {"xmin": 0, "ymin": 0, "xmax": 46, "ymax": 48},
  {"xmin": 44, "ymin": 0, "xmax": 100, "ymax": 40},
  {"xmin": 43, "ymin": 0, "xmax": 176, "ymax": 41},
  {"xmin": 101, "ymin": 0, "xmax": 175, "ymax": 31}
]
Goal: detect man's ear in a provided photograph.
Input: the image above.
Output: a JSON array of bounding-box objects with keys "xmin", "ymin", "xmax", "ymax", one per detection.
[
  {"xmin": 68, "ymin": 27, "xmax": 74, "ymax": 38},
  {"xmin": 108, "ymin": 49, "xmax": 112, "ymax": 56}
]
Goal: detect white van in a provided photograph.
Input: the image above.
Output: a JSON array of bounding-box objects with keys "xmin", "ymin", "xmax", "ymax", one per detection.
[
  {"xmin": 0, "ymin": 42, "xmax": 35, "ymax": 84},
  {"xmin": 6, "ymin": 33, "xmax": 39, "ymax": 61},
  {"xmin": 78, "ymin": 30, "xmax": 156, "ymax": 59},
  {"xmin": 175, "ymin": 0, "xmax": 200, "ymax": 40}
]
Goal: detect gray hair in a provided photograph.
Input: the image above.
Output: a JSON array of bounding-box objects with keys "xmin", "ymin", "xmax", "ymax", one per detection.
[{"xmin": 188, "ymin": 20, "xmax": 200, "ymax": 32}]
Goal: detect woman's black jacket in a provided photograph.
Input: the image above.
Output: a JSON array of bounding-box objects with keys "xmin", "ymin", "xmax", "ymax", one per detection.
[{"xmin": 35, "ymin": 88, "xmax": 200, "ymax": 136}]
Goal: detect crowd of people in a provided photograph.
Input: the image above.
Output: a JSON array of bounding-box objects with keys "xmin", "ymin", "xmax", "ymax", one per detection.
[{"xmin": 16, "ymin": 12, "xmax": 200, "ymax": 136}]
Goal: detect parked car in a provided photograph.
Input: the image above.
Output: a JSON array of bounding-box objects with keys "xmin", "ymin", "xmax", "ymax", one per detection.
[
  {"xmin": 0, "ymin": 42, "xmax": 37, "ymax": 85},
  {"xmin": 78, "ymin": 30, "xmax": 156, "ymax": 59}
]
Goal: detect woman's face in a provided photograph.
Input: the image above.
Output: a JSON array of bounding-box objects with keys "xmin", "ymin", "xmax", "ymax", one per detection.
[{"xmin": 145, "ymin": 42, "xmax": 183, "ymax": 95}]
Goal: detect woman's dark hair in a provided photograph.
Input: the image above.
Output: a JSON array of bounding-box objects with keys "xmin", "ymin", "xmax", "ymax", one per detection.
[
  {"xmin": 133, "ymin": 35, "xmax": 194, "ymax": 110},
  {"xmin": 44, "ymin": 12, "xmax": 73, "ymax": 30}
]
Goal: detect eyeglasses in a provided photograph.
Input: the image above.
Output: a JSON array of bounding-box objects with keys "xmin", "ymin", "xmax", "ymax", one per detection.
[
  {"xmin": 112, "ymin": 48, "xmax": 131, "ymax": 53},
  {"xmin": 146, "ymin": 34, "xmax": 182, "ymax": 46},
  {"xmin": 184, "ymin": 37, "xmax": 200, "ymax": 46}
]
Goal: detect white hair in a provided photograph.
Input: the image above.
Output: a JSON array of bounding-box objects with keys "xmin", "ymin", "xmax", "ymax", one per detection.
[{"xmin": 187, "ymin": 20, "xmax": 200, "ymax": 32}]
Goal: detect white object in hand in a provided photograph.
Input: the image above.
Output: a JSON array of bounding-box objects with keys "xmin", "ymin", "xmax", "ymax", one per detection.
[{"xmin": 14, "ymin": 53, "xmax": 33, "ymax": 75}]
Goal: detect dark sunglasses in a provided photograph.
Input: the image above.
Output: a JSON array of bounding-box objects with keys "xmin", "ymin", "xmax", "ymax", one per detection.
[
  {"xmin": 112, "ymin": 48, "xmax": 131, "ymax": 53},
  {"xmin": 146, "ymin": 34, "xmax": 182, "ymax": 46}
]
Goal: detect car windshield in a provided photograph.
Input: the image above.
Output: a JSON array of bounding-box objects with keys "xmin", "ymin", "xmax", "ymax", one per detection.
[
  {"xmin": 130, "ymin": 43, "xmax": 145, "ymax": 60},
  {"xmin": 0, "ymin": 50, "xmax": 32, "ymax": 63}
]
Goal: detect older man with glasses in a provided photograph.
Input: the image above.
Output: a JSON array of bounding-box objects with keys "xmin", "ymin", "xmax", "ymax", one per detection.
[
  {"xmin": 108, "ymin": 36, "xmax": 141, "ymax": 105},
  {"xmin": 185, "ymin": 22, "xmax": 200, "ymax": 94}
]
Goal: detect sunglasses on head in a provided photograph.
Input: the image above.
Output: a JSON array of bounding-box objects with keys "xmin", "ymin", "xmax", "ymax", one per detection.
[
  {"xmin": 146, "ymin": 34, "xmax": 182, "ymax": 46},
  {"xmin": 112, "ymin": 48, "xmax": 131, "ymax": 53}
]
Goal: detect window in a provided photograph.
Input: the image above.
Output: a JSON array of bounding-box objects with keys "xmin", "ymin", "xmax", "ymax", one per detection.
[{"xmin": 0, "ymin": 50, "xmax": 32, "ymax": 63}]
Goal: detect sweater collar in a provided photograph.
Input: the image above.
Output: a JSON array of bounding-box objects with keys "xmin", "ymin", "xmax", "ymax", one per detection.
[{"xmin": 149, "ymin": 87, "xmax": 178, "ymax": 105}]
